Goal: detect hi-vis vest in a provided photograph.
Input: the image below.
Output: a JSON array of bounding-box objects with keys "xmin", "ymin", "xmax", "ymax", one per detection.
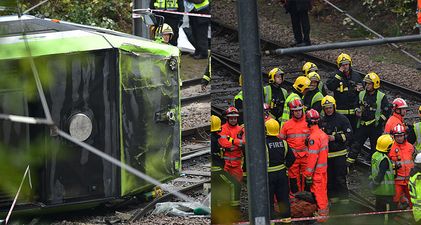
[
  {"xmin": 266, "ymin": 140, "xmax": 289, "ymax": 172},
  {"xmin": 154, "ymin": 0, "xmax": 178, "ymax": 10},
  {"xmin": 303, "ymin": 91, "xmax": 323, "ymax": 110},
  {"xmin": 357, "ymin": 90, "xmax": 385, "ymax": 128},
  {"xmin": 409, "ymin": 171, "xmax": 421, "ymax": 222},
  {"xmin": 193, "ymin": 0, "xmax": 209, "ymax": 10},
  {"xmin": 415, "ymin": 122, "xmax": 421, "ymax": 152},
  {"xmin": 234, "ymin": 91, "xmax": 243, "ymax": 101},
  {"xmin": 263, "ymin": 85, "xmax": 288, "ymax": 108},
  {"xmin": 281, "ymin": 93, "xmax": 301, "ymax": 127},
  {"xmin": 370, "ymin": 152, "xmax": 395, "ymax": 196}
]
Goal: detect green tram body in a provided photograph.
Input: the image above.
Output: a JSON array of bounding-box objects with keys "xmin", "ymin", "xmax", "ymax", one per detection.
[{"xmin": 0, "ymin": 15, "xmax": 181, "ymax": 216}]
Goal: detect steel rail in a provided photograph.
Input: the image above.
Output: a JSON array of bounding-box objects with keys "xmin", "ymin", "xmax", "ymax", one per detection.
[{"xmin": 181, "ymin": 93, "xmax": 210, "ymax": 105}]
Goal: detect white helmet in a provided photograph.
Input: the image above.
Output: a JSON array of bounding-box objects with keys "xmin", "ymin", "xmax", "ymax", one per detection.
[{"xmin": 415, "ymin": 153, "xmax": 421, "ymax": 164}]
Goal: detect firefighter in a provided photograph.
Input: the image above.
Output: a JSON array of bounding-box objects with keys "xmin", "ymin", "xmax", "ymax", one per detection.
[
  {"xmin": 234, "ymin": 74, "xmax": 244, "ymax": 124},
  {"xmin": 302, "ymin": 62, "xmax": 325, "ymax": 94},
  {"xmin": 412, "ymin": 106, "xmax": 421, "ymax": 153},
  {"xmin": 155, "ymin": 23, "xmax": 174, "ymax": 44},
  {"xmin": 384, "ymin": 98, "xmax": 408, "ymax": 134},
  {"xmin": 265, "ymin": 118, "xmax": 295, "ymax": 222},
  {"xmin": 389, "ymin": 124, "xmax": 414, "ymax": 209},
  {"xmin": 303, "ymin": 71, "xmax": 324, "ymax": 113},
  {"xmin": 347, "ymin": 72, "xmax": 390, "ymax": 165},
  {"xmin": 211, "ymin": 115, "xmax": 241, "ymax": 223},
  {"xmin": 279, "ymin": 76, "xmax": 310, "ymax": 128},
  {"xmin": 279, "ymin": 99, "xmax": 310, "ymax": 193},
  {"xmin": 264, "ymin": 103, "xmax": 273, "ymax": 122},
  {"xmin": 150, "ymin": 0, "xmax": 184, "ymax": 46},
  {"xmin": 303, "ymin": 109, "xmax": 329, "ymax": 223},
  {"xmin": 369, "ymin": 134, "xmax": 395, "ymax": 223},
  {"xmin": 319, "ymin": 95, "xmax": 352, "ymax": 204},
  {"xmin": 218, "ymin": 106, "xmax": 245, "ymax": 182},
  {"xmin": 263, "ymin": 68, "xmax": 288, "ymax": 124},
  {"xmin": 409, "ymin": 153, "xmax": 421, "ymax": 224},
  {"xmin": 326, "ymin": 53, "xmax": 364, "ymax": 131}
]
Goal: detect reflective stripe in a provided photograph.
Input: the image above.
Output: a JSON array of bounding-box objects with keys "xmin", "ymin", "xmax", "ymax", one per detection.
[
  {"xmin": 396, "ymin": 176, "xmax": 410, "ymax": 180},
  {"xmin": 316, "ymin": 163, "xmax": 327, "ymax": 168},
  {"xmin": 193, "ymin": 0, "xmax": 209, "ymax": 10},
  {"xmin": 400, "ymin": 160, "xmax": 414, "ymax": 165},
  {"xmin": 347, "ymin": 157, "xmax": 355, "ymax": 163},
  {"xmin": 306, "ymin": 167, "xmax": 314, "ymax": 172},
  {"xmin": 223, "ymin": 156, "xmax": 241, "ymax": 160},
  {"xmin": 357, "ymin": 90, "xmax": 385, "ymax": 128},
  {"xmin": 340, "ymin": 133, "xmax": 346, "ymax": 142},
  {"xmin": 220, "ymin": 135, "xmax": 228, "ymax": 138},
  {"xmin": 291, "ymin": 147, "xmax": 308, "ymax": 153},
  {"xmin": 309, "ymin": 146, "xmax": 328, "ymax": 154},
  {"xmin": 268, "ymin": 164, "xmax": 286, "ymax": 172},
  {"xmin": 153, "ymin": 0, "xmax": 179, "ymax": 9},
  {"xmin": 211, "ymin": 166, "xmax": 223, "ymax": 172},
  {"xmin": 336, "ymin": 86, "xmax": 349, "ymax": 92},
  {"xmin": 334, "ymin": 74, "xmax": 342, "ymax": 80},
  {"xmin": 286, "ymin": 133, "xmax": 309, "ymax": 138},
  {"xmin": 239, "ymin": 140, "xmax": 244, "ymax": 147},
  {"xmin": 203, "ymin": 74, "xmax": 211, "ymax": 81},
  {"xmin": 234, "ymin": 91, "xmax": 243, "ymax": 101},
  {"xmin": 328, "ymin": 149, "xmax": 348, "ymax": 158},
  {"xmin": 337, "ymin": 109, "xmax": 355, "ymax": 115},
  {"xmin": 360, "ymin": 119, "xmax": 376, "ymax": 126}
]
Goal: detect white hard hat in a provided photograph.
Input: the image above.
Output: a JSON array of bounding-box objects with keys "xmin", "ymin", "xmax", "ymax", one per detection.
[{"xmin": 415, "ymin": 153, "xmax": 421, "ymax": 164}]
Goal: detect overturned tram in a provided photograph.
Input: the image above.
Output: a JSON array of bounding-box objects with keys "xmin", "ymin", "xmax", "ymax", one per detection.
[{"xmin": 0, "ymin": 15, "xmax": 181, "ymax": 215}]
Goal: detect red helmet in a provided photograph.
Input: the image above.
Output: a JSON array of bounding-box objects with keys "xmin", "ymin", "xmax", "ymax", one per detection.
[
  {"xmin": 392, "ymin": 98, "xmax": 408, "ymax": 110},
  {"xmin": 226, "ymin": 106, "xmax": 239, "ymax": 117},
  {"xmin": 392, "ymin": 124, "xmax": 406, "ymax": 135},
  {"xmin": 289, "ymin": 98, "xmax": 304, "ymax": 111},
  {"xmin": 306, "ymin": 109, "xmax": 320, "ymax": 124}
]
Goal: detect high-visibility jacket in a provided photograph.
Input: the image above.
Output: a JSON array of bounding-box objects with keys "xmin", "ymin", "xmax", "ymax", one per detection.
[
  {"xmin": 325, "ymin": 69, "xmax": 362, "ymax": 113},
  {"xmin": 389, "ymin": 141, "xmax": 414, "ymax": 184},
  {"xmin": 279, "ymin": 116, "xmax": 310, "ymax": 158},
  {"xmin": 218, "ymin": 123, "xmax": 244, "ymax": 162},
  {"xmin": 357, "ymin": 90, "xmax": 387, "ymax": 128},
  {"xmin": 263, "ymin": 85, "xmax": 288, "ymax": 121},
  {"xmin": 414, "ymin": 122, "xmax": 421, "ymax": 152},
  {"xmin": 303, "ymin": 89, "xmax": 323, "ymax": 113},
  {"xmin": 418, "ymin": 0, "xmax": 421, "ymax": 27},
  {"xmin": 319, "ymin": 112, "xmax": 352, "ymax": 157},
  {"xmin": 409, "ymin": 171, "xmax": 421, "ymax": 222},
  {"xmin": 192, "ymin": 0, "xmax": 209, "ymax": 11},
  {"xmin": 266, "ymin": 136, "xmax": 295, "ymax": 172},
  {"xmin": 153, "ymin": 0, "xmax": 179, "ymax": 10},
  {"xmin": 384, "ymin": 113, "xmax": 404, "ymax": 134},
  {"xmin": 370, "ymin": 152, "xmax": 395, "ymax": 196},
  {"xmin": 280, "ymin": 92, "xmax": 301, "ymax": 127},
  {"xmin": 304, "ymin": 125, "xmax": 329, "ymax": 177}
]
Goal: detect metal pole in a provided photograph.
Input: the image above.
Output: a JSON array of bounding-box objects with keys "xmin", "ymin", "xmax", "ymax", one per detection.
[
  {"xmin": 270, "ymin": 34, "xmax": 421, "ymax": 55},
  {"xmin": 237, "ymin": 0, "xmax": 270, "ymax": 224},
  {"xmin": 133, "ymin": 0, "xmax": 149, "ymax": 38},
  {"xmin": 322, "ymin": 0, "xmax": 421, "ymax": 65}
]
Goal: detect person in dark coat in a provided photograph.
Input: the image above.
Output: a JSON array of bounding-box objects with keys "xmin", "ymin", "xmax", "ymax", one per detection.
[{"xmin": 282, "ymin": 0, "xmax": 312, "ymax": 46}]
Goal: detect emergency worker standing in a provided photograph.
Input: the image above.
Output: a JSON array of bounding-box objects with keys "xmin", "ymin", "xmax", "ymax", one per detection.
[
  {"xmin": 265, "ymin": 119, "xmax": 295, "ymax": 222},
  {"xmin": 303, "ymin": 109, "xmax": 329, "ymax": 222},
  {"xmin": 409, "ymin": 153, "xmax": 421, "ymax": 224},
  {"xmin": 282, "ymin": 0, "xmax": 312, "ymax": 46},
  {"xmin": 218, "ymin": 106, "xmax": 245, "ymax": 182},
  {"xmin": 279, "ymin": 99, "xmax": 310, "ymax": 193},
  {"xmin": 326, "ymin": 53, "xmax": 363, "ymax": 131},
  {"xmin": 347, "ymin": 72, "xmax": 390, "ymax": 165},
  {"xmin": 303, "ymin": 71, "xmax": 324, "ymax": 113},
  {"xmin": 279, "ymin": 76, "xmax": 310, "ymax": 127},
  {"xmin": 319, "ymin": 95, "xmax": 352, "ymax": 204},
  {"xmin": 389, "ymin": 124, "xmax": 414, "ymax": 209},
  {"xmin": 234, "ymin": 74, "xmax": 244, "ymax": 125},
  {"xmin": 384, "ymin": 98, "xmax": 408, "ymax": 134},
  {"xmin": 369, "ymin": 134, "xmax": 395, "ymax": 223},
  {"xmin": 413, "ymin": 106, "xmax": 421, "ymax": 153},
  {"xmin": 211, "ymin": 115, "xmax": 241, "ymax": 223},
  {"xmin": 187, "ymin": 0, "xmax": 210, "ymax": 59},
  {"xmin": 155, "ymin": 23, "xmax": 174, "ymax": 44},
  {"xmin": 150, "ymin": 0, "xmax": 184, "ymax": 46},
  {"xmin": 263, "ymin": 68, "xmax": 288, "ymax": 124},
  {"xmin": 302, "ymin": 62, "xmax": 325, "ymax": 94}
]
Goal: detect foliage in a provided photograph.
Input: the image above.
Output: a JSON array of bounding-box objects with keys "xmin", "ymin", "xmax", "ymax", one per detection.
[{"xmin": 27, "ymin": 0, "xmax": 133, "ymax": 33}]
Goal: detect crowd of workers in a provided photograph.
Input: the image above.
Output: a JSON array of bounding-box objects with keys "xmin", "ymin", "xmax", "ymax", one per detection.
[
  {"xmin": 151, "ymin": 0, "xmax": 210, "ymax": 59},
  {"xmin": 211, "ymin": 52, "xmax": 421, "ymax": 224}
]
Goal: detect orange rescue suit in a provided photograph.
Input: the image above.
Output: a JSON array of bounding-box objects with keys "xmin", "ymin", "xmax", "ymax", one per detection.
[
  {"xmin": 303, "ymin": 124, "xmax": 329, "ymax": 222},
  {"xmin": 389, "ymin": 140, "xmax": 414, "ymax": 207},
  {"xmin": 279, "ymin": 115, "xmax": 310, "ymax": 192},
  {"xmin": 219, "ymin": 123, "xmax": 245, "ymax": 182},
  {"xmin": 384, "ymin": 113, "xmax": 404, "ymax": 134}
]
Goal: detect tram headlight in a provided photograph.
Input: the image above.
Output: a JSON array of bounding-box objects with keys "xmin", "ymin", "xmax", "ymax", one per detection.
[{"xmin": 69, "ymin": 113, "xmax": 92, "ymax": 142}]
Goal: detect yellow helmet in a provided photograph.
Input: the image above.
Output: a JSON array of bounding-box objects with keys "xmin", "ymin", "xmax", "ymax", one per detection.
[
  {"xmin": 363, "ymin": 72, "xmax": 380, "ymax": 89},
  {"xmin": 376, "ymin": 134, "xmax": 394, "ymax": 153},
  {"xmin": 268, "ymin": 67, "xmax": 284, "ymax": 83},
  {"xmin": 307, "ymin": 71, "xmax": 321, "ymax": 82},
  {"xmin": 293, "ymin": 76, "xmax": 311, "ymax": 93},
  {"xmin": 265, "ymin": 118, "xmax": 280, "ymax": 136},
  {"xmin": 239, "ymin": 74, "xmax": 243, "ymax": 87},
  {"xmin": 211, "ymin": 115, "xmax": 222, "ymax": 132},
  {"xmin": 336, "ymin": 53, "xmax": 352, "ymax": 68},
  {"xmin": 302, "ymin": 62, "xmax": 318, "ymax": 75},
  {"xmin": 321, "ymin": 95, "xmax": 336, "ymax": 109}
]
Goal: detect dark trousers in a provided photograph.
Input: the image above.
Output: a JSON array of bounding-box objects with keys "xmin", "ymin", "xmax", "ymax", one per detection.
[
  {"xmin": 327, "ymin": 155, "xmax": 349, "ymax": 201},
  {"xmin": 189, "ymin": 8, "xmax": 210, "ymax": 56},
  {"xmin": 375, "ymin": 195, "xmax": 394, "ymax": 224},
  {"xmin": 268, "ymin": 170, "xmax": 291, "ymax": 220},
  {"xmin": 289, "ymin": 10, "xmax": 310, "ymax": 44},
  {"xmin": 156, "ymin": 12, "xmax": 181, "ymax": 46},
  {"xmin": 349, "ymin": 123, "xmax": 383, "ymax": 160}
]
